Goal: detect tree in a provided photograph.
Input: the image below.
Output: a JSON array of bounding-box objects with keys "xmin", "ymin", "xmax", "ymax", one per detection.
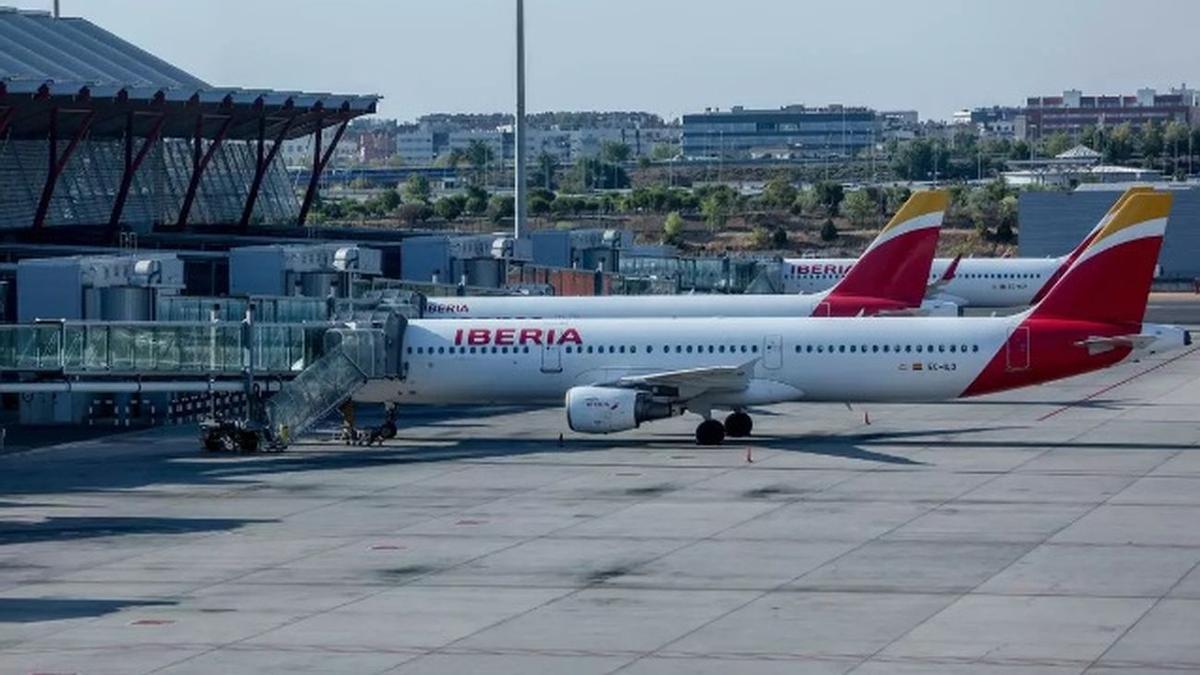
[
  {"xmin": 698, "ymin": 185, "xmax": 736, "ymax": 230},
  {"xmin": 599, "ymin": 140, "xmax": 632, "ymax": 164},
  {"xmin": 792, "ymin": 187, "xmax": 821, "ymax": 216},
  {"xmin": 650, "ymin": 143, "xmax": 680, "ymax": 161},
  {"xmin": 1104, "ymin": 123, "xmax": 1135, "ymax": 164},
  {"xmin": 375, "ymin": 188, "xmax": 401, "ymax": 213},
  {"xmin": 446, "ymin": 147, "xmax": 467, "ymax": 170},
  {"xmin": 820, "ymin": 218, "xmax": 838, "ymax": 242},
  {"xmin": 528, "ymin": 188, "xmax": 554, "ymax": 216},
  {"xmin": 840, "ymin": 190, "xmax": 878, "ymax": 227},
  {"xmin": 402, "ymin": 174, "xmax": 431, "ymax": 203},
  {"xmin": 433, "ymin": 195, "xmax": 464, "ymax": 222},
  {"xmin": 533, "ymin": 152, "xmax": 559, "ymax": 190},
  {"xmin": 883, "ymin": 185, "xmax": 911, "ymax": 214},
  {"xmin": 662, "ymin": 211, "xmax": 685, "ymax": 245},
  {"xmin": 1043, "ymin": 131, "xmax": 1073, "ymax": 157},
  {"xmin": 761, "ymin": 178, "xmax": 798, "ymax": 210},
  {"xmin": 464, "ymin": 185, "xmax": 489, "ymax": 215},
  {"xmin": 749, "ymin": 226, "xmax": 772, "ymax": 249},
  {"xmin": 396, "ymin": 203, "xmax": 432, "ymax": 225},
  {"xmin": 465, "ymin": 140, "xmax": 495, "ymax": 185},
  {"xmin": 1165, "ymin": 121, "xmax": 1190, "ymax": 155},
  {"xmin": 486, "ymin": 195, "xmax": 514, "ymax": 224},
  {"xmin": 1139, "ymin": 121, "xmax": 1164, "ymax": 168},
  {"xmin": 564, "ymin": 157, "xmax": 629, "ymax": 191},
  {"xmin": 771, "ymin": 226, "xmax": 789, "ymax": 248},
  {"xmin": 813, "ymin": 181, "xmax": 844, "ymax": 215}
]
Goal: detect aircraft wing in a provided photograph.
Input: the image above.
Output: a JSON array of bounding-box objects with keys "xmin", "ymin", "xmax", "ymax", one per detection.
[{"xmin": 602, "ymin": 360, "xmax": 757, "ymax": 399}]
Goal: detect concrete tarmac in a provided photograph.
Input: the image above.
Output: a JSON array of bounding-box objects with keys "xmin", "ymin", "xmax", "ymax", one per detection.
[{"xmin": 2, "ymin": 339, "xmax": 1200, "ymax": 672}]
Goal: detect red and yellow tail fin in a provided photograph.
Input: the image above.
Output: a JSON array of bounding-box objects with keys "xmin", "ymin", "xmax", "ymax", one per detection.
[
  {"xmin": 827, "ymin": 190, "xmax": 948, "ymax": 306},
  {"xmin": 1030, "ymin": 191, "xmax": 1171, "ymax": 326}
]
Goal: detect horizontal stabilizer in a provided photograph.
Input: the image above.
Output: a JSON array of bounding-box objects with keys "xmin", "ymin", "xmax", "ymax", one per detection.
[{"xmin": 1074, "ymin": 334, "xmax": 1157, "ymax": 355}]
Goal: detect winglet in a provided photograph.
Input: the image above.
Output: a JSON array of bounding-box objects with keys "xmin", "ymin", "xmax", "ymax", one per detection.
[
  {"xmin": 827, "ymin": 190, "xmax": 949, "ymax": 307},
  {"xmin": 1030, "ymin": 191, "xmax": 1172, "ymax": 326}
]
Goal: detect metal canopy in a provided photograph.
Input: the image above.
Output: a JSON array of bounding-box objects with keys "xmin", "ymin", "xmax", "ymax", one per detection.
[{"xmin": 0, "ymin": 7, "xmax": 379, "ymax": 141}]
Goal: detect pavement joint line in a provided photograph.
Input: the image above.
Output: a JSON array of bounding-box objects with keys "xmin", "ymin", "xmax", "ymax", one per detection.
[
  {"xmin": 1039, "ymin": 345, "xmax": 1200, "ymax": 421},
  {"xmin": 370, "ymin": 445, "xmax": 812, "ymax": 673},
  {"xmin": 605, "ymin": 431, "xmax": 1012, "ymax": 674},
  {"xmin": 154, "ymin": 438, "xmax": 751, "ymax": 674},
  {"xmin": 138, "ymin": 443, "xmax": 604, "ymax": 674},
  {"xmin": 845, "ymin": 403, "xmax": 1192, "ymax": 673}
]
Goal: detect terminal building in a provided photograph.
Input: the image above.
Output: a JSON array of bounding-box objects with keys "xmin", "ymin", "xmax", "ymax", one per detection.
[
  {"xmin": 0, "ymin": 6, "xmax": 378, "ymax": 233},
  {"xmin": 681, "ymin": 104, "xmax": 880, "ymax": 160}
]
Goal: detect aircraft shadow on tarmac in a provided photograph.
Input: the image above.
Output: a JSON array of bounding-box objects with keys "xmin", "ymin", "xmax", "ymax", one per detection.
[
  {"xmin": 0, "ymin": 516, "xmax": 269, "ymax": 545},
  {"xmin": 0, "ymin": 597, "xmax": 176, "ymax": 624}
]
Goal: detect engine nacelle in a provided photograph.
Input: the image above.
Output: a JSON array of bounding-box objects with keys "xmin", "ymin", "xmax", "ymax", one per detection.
[{"xmin": 564, "ymin": 386, "xmax": 673, "ymax": 434}]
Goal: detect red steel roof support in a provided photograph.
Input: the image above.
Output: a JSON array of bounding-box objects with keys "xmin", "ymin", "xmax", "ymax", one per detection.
[
  {"xmin": 238, "ymin": 112, "xmax": 295, "ymax": 231},
  {"xmin": 32, "ymin": 107, "xmax": 94, "ymax": 230},
  {"xmin": 108, "ymin": 111, "xmax": 166, "ymax": 233},
  {"xmin": 175, "ymin": 114, "xmax": 232, "ymax": 229},
  {"xmin": 297, "ymin": 115, "xmax": 348, "ymax": 226}
]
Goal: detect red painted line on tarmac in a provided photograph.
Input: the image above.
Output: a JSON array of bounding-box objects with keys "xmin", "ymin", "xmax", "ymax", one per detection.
[{"xmin": 1038, "ymin": 345, "xmax": 1200, "ymax": 421}]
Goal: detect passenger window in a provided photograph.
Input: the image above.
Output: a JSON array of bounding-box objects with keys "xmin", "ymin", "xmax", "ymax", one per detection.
[
  {"xmin": 740, "ymin": 345, "xmax": 747, "ymax": 353},
  {"xmin": 838, "ymin": 345, "xmax": 845, "ymax": 353},
  {"xmin": 469, "ymin": 347, "xmax": 477, "ymax": 354},
  {"xmin": 938, "ymin": 345, "xmax": 945, "ymax": 352},
  {"xmin": 523, "ymin": 346, "xmax": 530, "ymax": 353},
  {"xmin": 850, "ymin": 345, "xmax": 857, "ymax": 353},
  {"xmin": 972, "ymin": 345, "xmax": 979, "ymax": 352},
  {"xmin": 675, "ymin": 345, "xmax": 682, "ymax": 353},
  {"xmin": 883, "ymin": 345, "xmax": 890, "ymax": 352},
  {"xmin": 904, "ymin": 345, "xmax": 911, "ymax": 353},
  {"xmin": 721, "ymin": 345, "xmax": 728, "ymax": 353},
  {"xmin": 751, "ymin": 345, "xmax": 759, "ymax": 353},
  {"xmin": 916, "ymin": 345, "xmax": 923, "ymax": 353},
  {"xmin": 871, "ymin": 345, "xmax": 879, "ymax": 353},
  {"xmin": 501, "ymin": 347, "xmax": 508, "ymax": 354},
  {"xmin": 708, "ymin": 346, "xmax": 714, "ymax": 353},
  {"xmin": 794, "ymin": 346, "xmax": 801, "ymax": 353},
  {"xmin": 587, "ymin": 346, "xmax": 594, "ymax": 354},
  {"xmin": 565, "ymin": 346, "xmax": 572, "ymax": 354},
  {"xmin": 406, "ymin": 347, "xmax": 413, "ymax": 354},
  {"xmin": 686, "ymin": 346, "xmax": 693, "ymax": 353},
  {"xmin": 619, "ymin": 346, "xmax": 625, "ymax": 354},
  {"xmin": 817, "ymin": 345, "xmax": 824, "ymax": 353},
  {"xmin": 949, "ymin": 345, "xmax": 957, "ymax": 353}
]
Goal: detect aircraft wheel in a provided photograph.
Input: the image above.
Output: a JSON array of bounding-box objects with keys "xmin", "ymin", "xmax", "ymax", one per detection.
[
  {"xmin": 238, "ymin": 431, "xmax": 260, "ymax": 453},
  {"xmin": 695, "ymin": 419, "xmax": 726, "ymax": 446},
  {"xmin": 380, "ymin": 420, "xmax": 397, "ymax": 439},
  {"xmin": 724, "ymin": 411, "xmax": 753, "ymax": 438}
]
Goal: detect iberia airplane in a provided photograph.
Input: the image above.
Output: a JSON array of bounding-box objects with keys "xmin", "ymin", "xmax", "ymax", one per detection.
[
  {"xmin": 423, "ymin": 191, "xmax": 953, "ymax": 319},
  {"xmin": 782, "ymin": 187, "xmax": 1154, "ymax": 308},
  {"xmin": 361, "ymin": 192, "xmax": 1187, "ymax": 445}
]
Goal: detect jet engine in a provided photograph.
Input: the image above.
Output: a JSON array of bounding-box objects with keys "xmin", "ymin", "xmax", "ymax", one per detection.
[{"xmin": 564, "ymin": 386, "xmax": 674, "ymax": 434}]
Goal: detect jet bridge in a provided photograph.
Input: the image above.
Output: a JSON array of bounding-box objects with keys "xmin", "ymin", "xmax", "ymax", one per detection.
[{"xmin": 0, "ymin": 312, "xmax": 407, "ymax": 446}]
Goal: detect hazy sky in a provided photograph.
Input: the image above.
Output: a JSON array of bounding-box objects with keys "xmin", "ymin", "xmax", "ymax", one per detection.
[{"xmin": 15, "ymin": 0, "xmax": 1200, "ymax": 121}]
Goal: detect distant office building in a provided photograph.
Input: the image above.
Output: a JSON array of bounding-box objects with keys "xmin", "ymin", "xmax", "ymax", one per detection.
[
  {"xmin": 391, "ymin": 121, "xmax": 679, "ymax": 167},
  {"xmin": 1020, "ymin": 87, "xmax": 1200, "ymax": 140},
  {"xmin": 681, "ymin": 105, "xmax": 880, "ymax": 160},
  {"xmin": 879, "ymin": 110, "xmax": 920, "ymax": 141}
]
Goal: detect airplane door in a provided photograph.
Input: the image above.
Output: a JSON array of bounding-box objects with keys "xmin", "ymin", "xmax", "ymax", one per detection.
[
  {"xmin": 1006, "ymin": 326, "xmax": 1030, "ymax": 371},
  {"xmin": 764, "ymin": 334, "xmax": 783, "ymax": 369},
  {"xmin": 541, "ymin": 340, "xmax": 562, "ymax": 373}
]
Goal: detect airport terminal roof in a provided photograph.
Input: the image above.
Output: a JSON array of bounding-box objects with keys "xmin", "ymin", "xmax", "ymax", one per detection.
[{"xmin": 0, "ymin": 7, "xmax": 379, "ymax": 140}]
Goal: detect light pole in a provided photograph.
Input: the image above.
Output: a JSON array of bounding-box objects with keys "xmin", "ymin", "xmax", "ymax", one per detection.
[{"xmin": 513, "ymin": 0, "xmax": 527, "ymax": 239}]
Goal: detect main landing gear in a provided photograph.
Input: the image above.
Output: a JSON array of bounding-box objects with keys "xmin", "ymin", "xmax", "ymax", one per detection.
[{"xmin": 694, "ymin": 410, "xmax": 753, "ymax": 446}]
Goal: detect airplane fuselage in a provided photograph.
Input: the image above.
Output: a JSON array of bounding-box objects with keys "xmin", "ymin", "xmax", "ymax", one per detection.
[
  {"xmin": 784, "ymin": 256, "xmax": 1063, "ymax": 307},
  {"xmin": 358, "ymin": 315, "xmax": 1138, "ymax": 409}
]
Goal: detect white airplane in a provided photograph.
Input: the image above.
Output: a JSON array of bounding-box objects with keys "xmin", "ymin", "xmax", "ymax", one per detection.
[
  {"xmin": 782, "ymin": 187, "xmax": 1153, "ymax": 308},
  {"xmin": 360, "ymin": 192, "xmax": 1188, "ymax": 445},
  {"xmin": 423, "ymin": 191, "xmax": 954, "ymax": 319}
]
